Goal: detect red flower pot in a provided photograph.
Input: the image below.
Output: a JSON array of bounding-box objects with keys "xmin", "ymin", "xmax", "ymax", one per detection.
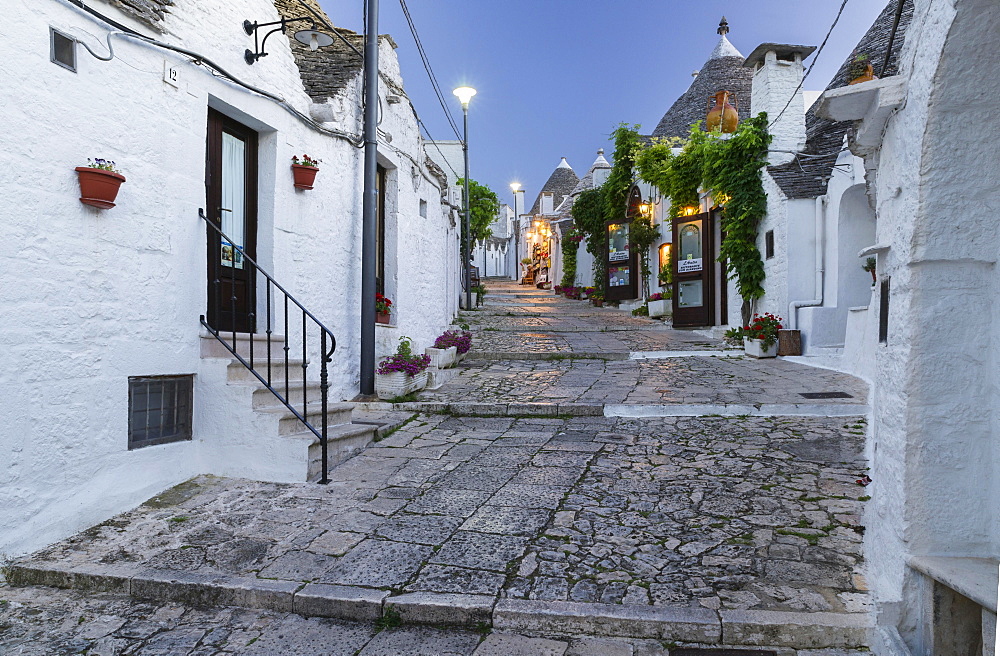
[
  {"xmin": 292, "ymin": 164, "xmax": 319, "ymax": 190},
  {"xmin": 75, "ymin": 167, "xmax": 126, "ymax": 209},
  {"xmin": 376, "ymin": 312, "xmax": 391, "ymax": 324}
]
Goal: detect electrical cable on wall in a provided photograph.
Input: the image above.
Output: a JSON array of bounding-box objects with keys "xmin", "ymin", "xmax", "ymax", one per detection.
[{"xmin": 58, "ymin": 0, "xmax": 364, "ymax": 147}]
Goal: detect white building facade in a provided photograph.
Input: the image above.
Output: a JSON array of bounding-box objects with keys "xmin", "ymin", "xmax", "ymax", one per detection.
[{"xmin": 1, "ymin": 0, "xmax": 459, "ymax": 556}]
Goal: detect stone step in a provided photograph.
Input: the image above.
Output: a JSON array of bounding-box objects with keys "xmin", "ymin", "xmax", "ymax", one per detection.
[
  {"xmin": 251, "ymin": 381, "xmax": 326, "ymax": 410},
  {"xmin": 4, "ymin": 566, "xmax": 871, "ymax": 649},
  {"xmin": 201, "ymin": 332, "xmax": 287, "ymax": 359},
  {"xmin": 303, "ymin": 423, "xmax": 379, "ymax": 481},
  {"xmin": 226, "ymin": 359, "xmax": 308, "ymax": 384},
  {"xmin": 256, "ymin": 401, "xmax": 356, "ymax": 435}
]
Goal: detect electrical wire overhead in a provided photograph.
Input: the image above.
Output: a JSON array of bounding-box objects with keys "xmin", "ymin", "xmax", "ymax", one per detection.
[
  {"xmin": 398, "ymin": 0, "xmax": 463, "ymax": 141},
  {"xmin": 769, "ymin": 0, "xmax": 850, "ymax": 129}
]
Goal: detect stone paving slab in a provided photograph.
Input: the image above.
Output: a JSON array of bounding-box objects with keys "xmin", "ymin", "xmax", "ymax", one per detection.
[
  {"xmin": 419, "ymin": 357, "xmax": 868, "ymax": 408},
  {"xmin": 0, "ymin": 584, "xmax": 873, "ymax": 655},
  {"xmin": 9, "ymin": 413, "xmax": 874, "ymax": 648}
]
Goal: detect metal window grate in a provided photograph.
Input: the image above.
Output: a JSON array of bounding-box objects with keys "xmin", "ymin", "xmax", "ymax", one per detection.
[
  {"xmin": 50, "ymin": 28, "xmax": 76, "ymax": 72},
  {"xmin": 128, "ymin": 375, "xmax": 194, "ymax": 449}
]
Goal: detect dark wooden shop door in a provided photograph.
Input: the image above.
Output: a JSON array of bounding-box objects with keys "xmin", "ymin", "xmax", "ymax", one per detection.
[
  {"xmin": 672, "ymin": 211, "xmax": 715, "ymax": 327},
  {"xmin": 205, "ymin": 109, "xmax": 258, "ymax": 334}
]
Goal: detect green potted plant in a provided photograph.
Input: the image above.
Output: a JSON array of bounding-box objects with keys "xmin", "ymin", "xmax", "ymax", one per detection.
[
  {"xmin": 472, "ymin": 284, "xmax": 486, "ymax": 306},
  {"xmin": 375, "ymin": 336, "xmax": 431, "ymax": 400},
  {"xmin": 433, "ymin": 329, "xmax": 472, "ymax": 363},
  {"xmin": 862, "ymin": 257, "xmax": 876, "ymax": 285},
  {"xmin": 75, "ymin": 158, "xmax": 125, "ymax": 209},
  {"xmin": 848, "ymin": 53, "xmax": 877, "ymax": 85},
  {"xmin": 743, "ymin": 313, "xmax": 783, "ymax": 358},
  {"xmin": 291, "ymin": 154, "xmax": 321, "ymax": 189},
  {"xmin": 375, "ymin": 293, "xmax": 392, "ymax": 324}
]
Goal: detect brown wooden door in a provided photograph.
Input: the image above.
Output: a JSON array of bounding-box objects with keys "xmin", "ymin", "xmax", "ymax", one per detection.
[
  {"xmin": 206, "ymin": 109, "xmax": 258, "ymax": 334},
  {"xmin": 672, "ymin": 211, "xmax": 715, "ymax": 327}
]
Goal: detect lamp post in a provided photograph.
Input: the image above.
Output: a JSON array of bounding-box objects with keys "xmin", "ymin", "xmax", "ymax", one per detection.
[
  {"xmin": 510, "ymin": 182, "xmax": 522, "ymax": 281},
  {"xmin": 359, "ymin": 0, "xmax": 380, "ymax": 396},
  {"xmin": 453, "ymin": 86, "xmax": 476, "ymax": 309}
]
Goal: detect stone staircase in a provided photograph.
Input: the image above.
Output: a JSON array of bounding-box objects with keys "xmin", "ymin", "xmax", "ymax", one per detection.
[{"xmin": 200, "ymin": 332, "xmax": 375, "ymax": 482}]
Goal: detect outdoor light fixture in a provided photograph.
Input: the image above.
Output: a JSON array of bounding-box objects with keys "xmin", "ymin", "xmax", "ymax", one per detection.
[
  {"xmin": 453, "ymin": 86, "xmax": 477, "ymax": 107},
  {"xmin": 243, "ymin": 17, "xmax": 333, "ymax": 64},
  {"xmin": 510, "ymin": 182, "xmax": 522, "ymax": 192},
  {"xmin": 681, "ymin": 206, "xmax": 699, "ymax": 216},
  {"xmin": 454, "ymin": 85, "xmax": 478, "ymax": 309},
  {"xmin": 639, "ymin": 202, "xmax": 652, "ymax": 217}
]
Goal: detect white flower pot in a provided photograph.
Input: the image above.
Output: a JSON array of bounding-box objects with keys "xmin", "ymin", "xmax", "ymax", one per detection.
[
  {"xmin": 648, "ymin": 299, "xmax": 671, "ymax": 318},
  {"xmin": 375, "ymin": 369, "xmax": 429, "ymax": 399},
  {"xmin": 456, "ymin": 350, "xmax": 468, "ymax": 363},
  {"xmin": 426, "ymin": 346, "xmax": 457, "ymax": 369},
  {"xmin": 744, "ymin": 338, "xmax": 777, "ymax": 359}
]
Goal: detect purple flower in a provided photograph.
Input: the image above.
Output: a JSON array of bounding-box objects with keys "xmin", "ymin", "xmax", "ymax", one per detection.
[{"xmin": 434, "ymin": 330, "xmax": 472, "ymax": 354}]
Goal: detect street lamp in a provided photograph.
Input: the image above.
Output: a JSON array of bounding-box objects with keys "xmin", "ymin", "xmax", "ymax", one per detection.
[
  {"xmin": 510, "ymin": 182, "xmax": 523, "ymax": 281},
  {"xmin": 454, "ymin": 86, "xmax": 477, "ymax": 309}
]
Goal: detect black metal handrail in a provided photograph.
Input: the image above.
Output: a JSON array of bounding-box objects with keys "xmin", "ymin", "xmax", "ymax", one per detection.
[{"xmin": 199, "ymin": 209, "xmax": 337, "ymax": 483}]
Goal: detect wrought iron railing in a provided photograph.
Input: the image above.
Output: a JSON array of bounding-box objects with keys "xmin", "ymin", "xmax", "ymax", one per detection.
[{"xmin": 199, "ymin": 209, "xmax": 336, "ymax": 483}]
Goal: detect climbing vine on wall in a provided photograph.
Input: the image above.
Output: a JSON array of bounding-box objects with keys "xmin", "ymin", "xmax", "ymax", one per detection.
[
  {"xmin": 560, "ymin": 229, "xmax": 583, "ymax": 288},
  {"xmin": 630, "ymin": 217, "xmax": 660, "ymax": 301},
  {"xmin": 570, "ymin": 186, "xmax": 607, "ymax": 293},
  {"xmin": 635, "ymin": 114, "xmax": 772, "ymax": 320}
]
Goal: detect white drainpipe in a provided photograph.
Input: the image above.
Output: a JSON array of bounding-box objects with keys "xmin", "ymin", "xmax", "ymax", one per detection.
[{"xmin": 788, "ymin": 194, "xmax": 827, "ymax": 330}]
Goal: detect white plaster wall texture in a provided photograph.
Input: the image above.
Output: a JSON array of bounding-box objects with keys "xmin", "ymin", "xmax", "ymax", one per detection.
[
  {"xmin": 840, "ymin": 0, "xmax": 1000, "ymax": 651},
  {"xmin": 751, "ymin": 53, "xmax": 807, "ymax": 165},
  {"xmin": 746, "ymin": 174, "xmax": 792, "ymax": 324},
  {"xmin": 0, "ymin": 0, "xmax": 455, "ymax": 556}
]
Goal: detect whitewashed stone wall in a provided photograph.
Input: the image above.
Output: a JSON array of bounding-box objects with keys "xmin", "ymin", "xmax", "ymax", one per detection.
[
  {"xmin": 0, "ymin": 0, "xmax": 457, "ymax": 556},
  {"xmin": 829, "ymin": 0, "xmax": 1000, "ymax": 651}
]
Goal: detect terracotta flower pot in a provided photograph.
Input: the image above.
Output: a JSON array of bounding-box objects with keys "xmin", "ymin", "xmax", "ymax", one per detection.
[
  {"xmin": 75, "ymin": 167, "xmax": 126, "ymax": 209},
  {"xmin": 849, "ymin": 64, "xmax": 877, "ymax": 86},
  {"xmin": 591, "ymin": 299, "xmax": 604, "ymax": 307},
  {"xmin": 292, "ymin": 164, "xmax": 319, "ymax": 190},
  {"xmin": 376, "ymin": 312, "xmax": 391, "ymax": 324}
]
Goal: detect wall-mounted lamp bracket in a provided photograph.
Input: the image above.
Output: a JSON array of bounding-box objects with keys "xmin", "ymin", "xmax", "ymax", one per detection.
[{"xmin": 243, "ymin": 16, "xmax": 326, "ymax": 65}]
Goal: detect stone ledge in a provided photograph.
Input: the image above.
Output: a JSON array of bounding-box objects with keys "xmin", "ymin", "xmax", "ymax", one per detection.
[
  {"xmin": 603, "ymin": 404, "xmax": 869, "ymax": 418},
  {"xmin": 908, "ymin": 555, "xmax": 1000, "ymax": 613},
  {"xmin": 350, "ymin": 401, "xmax": 605, "ymax": 417},
  {"xmin": 387, "ymin": 592, "xmax": 495, "ymax": 626},
  {"xmin": 129, "ymin": 569, "xmax": 300, "ymax": 612},
  {"xmin": 719, "ymin": 609, "xmax": 873, "ymax": 648},
  {"xmin": 10, "ymin": 561, "xmax": 877, "ymax": 647},
  {"xmin": 492, "ymin": 599, "xmax": 721, "ymax": 642},
  {"xmin": 293, "ymin": 583, "xmax": 388, "ymax": 620},
  {"xmin": 467, "ymin": 352, "xmax": 630, "ymax": 361}
]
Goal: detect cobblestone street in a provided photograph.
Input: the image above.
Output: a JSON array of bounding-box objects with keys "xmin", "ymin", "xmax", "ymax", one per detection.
[{"xmin": 2, "ymin": 281, "xmax": 873, "ymax": 653}]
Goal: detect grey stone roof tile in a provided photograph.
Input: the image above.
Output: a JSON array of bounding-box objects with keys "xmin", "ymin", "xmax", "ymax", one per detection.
[
  {"xmin": 274, "ymin": 0, "xmax": 365, "ymax": 102},
  {"xmin": 529, "ymin": 160, "xmax": 579, "ymax": 216},
  {"xmin": 652, "ymin": 33, "xmax": 753, "ymax": 140},
  {"xmin": 108, "ymin": 0, "xmax": 173, "ymax": 31}
]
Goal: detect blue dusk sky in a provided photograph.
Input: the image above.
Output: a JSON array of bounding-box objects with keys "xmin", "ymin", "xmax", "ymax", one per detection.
[{"xmin": 316, "ymin": 0, "xmax": 889, "ymax": 208}]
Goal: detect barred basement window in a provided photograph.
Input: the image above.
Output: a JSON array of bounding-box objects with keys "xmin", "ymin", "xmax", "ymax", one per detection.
[
  {"xmin": 765, "ymin": 230, "xmax": 775, "ymax": 259},
  {"xmin": 50, "ymin": 28, "xmax": 76, "ymax": 72},
  {"xmin": 128, "ymin": 376, "xmax": 194, "ymax": 449}
]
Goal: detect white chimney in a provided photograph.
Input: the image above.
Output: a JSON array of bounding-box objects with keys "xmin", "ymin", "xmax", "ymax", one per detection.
[
  {"xmin": 540, "ymin": 192, "xmax": 554, "ymax": 215},
  {"xmin": 745, "ymin": 43, "xmax": 816, "ymax": 165}
]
